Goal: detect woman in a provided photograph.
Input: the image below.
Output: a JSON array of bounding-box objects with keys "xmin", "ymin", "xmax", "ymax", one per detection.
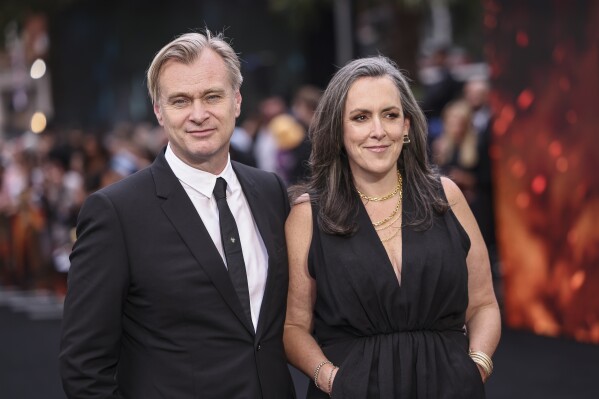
[
  {"xmin": 432, "ymin": 99, "xmax": 479, "ymax": 204},
  {"xmin": 284, "ymin": 56, "xmax": 500, "ymax": 398}
]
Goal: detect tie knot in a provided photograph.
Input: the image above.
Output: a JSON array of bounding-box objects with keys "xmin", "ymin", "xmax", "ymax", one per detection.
[{"xmin": 213, "ymin": 177, "xmax": 228, "ymax": 200}]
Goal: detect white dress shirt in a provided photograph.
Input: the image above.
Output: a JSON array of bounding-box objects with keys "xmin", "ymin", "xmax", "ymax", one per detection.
[{"xmin": 165, "ymin": 144, "xmax": 268, "ymax": 330}]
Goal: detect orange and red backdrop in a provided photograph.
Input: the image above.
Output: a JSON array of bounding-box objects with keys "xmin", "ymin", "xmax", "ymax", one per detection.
[{"xmin": 485, "ymin": 0, "xmax": 599, "ymax": 343}]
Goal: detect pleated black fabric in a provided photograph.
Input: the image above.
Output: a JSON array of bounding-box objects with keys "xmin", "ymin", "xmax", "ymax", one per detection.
[{"xmin": 306, "ymin": 184, "xmax": 485, "ymax": 399}]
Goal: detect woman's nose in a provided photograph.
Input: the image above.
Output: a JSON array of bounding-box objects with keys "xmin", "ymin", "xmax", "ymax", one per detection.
[{"xmin": 370, "ymin": 117, "xmax": 386, "ymax": 138}]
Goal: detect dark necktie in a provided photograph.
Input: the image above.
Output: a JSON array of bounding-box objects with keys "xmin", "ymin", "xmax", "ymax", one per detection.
[{"xmin": 213, "ymin": 177, "xmax": 252, "ymax": 326}]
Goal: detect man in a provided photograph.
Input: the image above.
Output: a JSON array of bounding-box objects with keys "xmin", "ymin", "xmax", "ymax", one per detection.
[
  {"xmin": 59, "ymin": 31, "xmax": 295, "ymax": 399},
  {"xmin": 463, "ymin": 77, "xmax": 492, "ymax": 137},
  {"xmin": 421, "ymin": 44, "xmax": 462, "ymax": 145},
  {"xmin": 463, "ymin": 77, "xmax": 500, "ymax": 294}
]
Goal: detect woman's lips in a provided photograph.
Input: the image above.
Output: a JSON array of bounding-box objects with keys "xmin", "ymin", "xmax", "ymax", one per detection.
[{"xmin": 365, "ymin": 145, "xmax": 389, "ymax": 153}]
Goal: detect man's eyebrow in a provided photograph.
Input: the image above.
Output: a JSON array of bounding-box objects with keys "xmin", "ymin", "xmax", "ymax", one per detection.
[
  {"xmin": 165, "ymin": 88, "xmax": 227, "ymax": 100},
  {"xmin": 164, "ymin": 92, "xmax": 189, "ymax": 100},
  {"xmin": 203, "ymin": 88, "xmax": 227, "ymax": 95}
]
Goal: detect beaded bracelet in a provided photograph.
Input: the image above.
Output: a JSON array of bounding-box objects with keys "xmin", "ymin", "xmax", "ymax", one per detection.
[
  {"xmin": 313, "ymin": 360, "xmax": 332, "ymax": 389},
  {"xmin": 469, "ymin": 350, "xmax": 493, "ymax": 378},
  {"xmin": 327, "ymin": 366, "xmax": 338, "ymax": 397}
]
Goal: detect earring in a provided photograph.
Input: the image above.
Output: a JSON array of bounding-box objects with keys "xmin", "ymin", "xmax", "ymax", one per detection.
[{"xmin": 402, "ymin": 134, "xmax": 411, "ymax": 144}]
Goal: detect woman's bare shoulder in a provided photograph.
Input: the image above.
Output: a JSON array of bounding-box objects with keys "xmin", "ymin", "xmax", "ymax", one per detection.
[{"xmin": 293, "ymin": 192, "xmax": 311, "ymax": 205}]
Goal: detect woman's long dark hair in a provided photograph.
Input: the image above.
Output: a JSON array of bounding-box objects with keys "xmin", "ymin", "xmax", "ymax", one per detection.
[{"xmin": 291, "ymin": 56, "xmax": 448, "ymax": 235}]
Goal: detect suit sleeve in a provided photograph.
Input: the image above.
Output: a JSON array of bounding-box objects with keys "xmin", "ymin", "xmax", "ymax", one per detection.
[
  {"xmin": 272, "ymin": 172, "xmax": 291, "ymax": 216},
  {"xmin": 59, "ymin": 191, "xmax": 129, "ymax": 399}
]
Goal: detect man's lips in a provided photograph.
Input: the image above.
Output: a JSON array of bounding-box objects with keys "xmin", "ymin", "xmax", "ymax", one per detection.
[{"xmin": 187, "ymin": 128, "xmax": 215, "ymax": 135}]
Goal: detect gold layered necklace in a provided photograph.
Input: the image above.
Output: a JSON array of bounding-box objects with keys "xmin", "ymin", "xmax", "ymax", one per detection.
[
  {"xmin": 357, "ymin": 170, "xmax": 401, "ymax": 202},
  {"xmin": 359, "ymin": 170, "xmax": 403, "ymax": 230},
  {"xmin": 371, "ymin": 193, "xmax": 402, "ymax": 227}
]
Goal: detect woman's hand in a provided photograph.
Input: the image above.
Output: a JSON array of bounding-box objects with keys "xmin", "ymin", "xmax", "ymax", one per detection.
[
  {"xmin": 475, "ymin": 363, "xmax": 488, "ymax": 383},
  {"xmin": 317, "ymin": 364, "xmax": 339, "ymax": 396}
]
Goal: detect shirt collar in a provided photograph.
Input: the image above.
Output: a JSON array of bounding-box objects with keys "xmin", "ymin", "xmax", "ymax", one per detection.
[{"xmin": 165, "ymin": 143, "xmax": 237, "ymax": 199}]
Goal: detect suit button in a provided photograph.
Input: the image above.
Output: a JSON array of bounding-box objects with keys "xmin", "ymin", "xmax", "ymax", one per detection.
[{"xmin": 256, "ymin": 343, "xmax": 262, "ymax": 351}]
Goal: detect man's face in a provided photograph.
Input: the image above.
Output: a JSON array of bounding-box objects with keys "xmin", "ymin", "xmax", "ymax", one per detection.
[{"xmin": 153, "ymin": 49, "xmax": 241, "ymax": 174}]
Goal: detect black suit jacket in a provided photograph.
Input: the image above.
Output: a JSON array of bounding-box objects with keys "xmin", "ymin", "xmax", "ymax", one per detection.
[{"xmin": 59, "ymin": 149, "xmax": 295, "ymax": 399}]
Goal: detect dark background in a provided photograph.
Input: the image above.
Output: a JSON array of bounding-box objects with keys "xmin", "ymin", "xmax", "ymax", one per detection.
[
  {"xmin": 2, "ymin": 297, "xmax": 599, "ymax": 398},
  {"xmin": 0, "ymin": 0, "xmax": 485, "ymax": 133}
]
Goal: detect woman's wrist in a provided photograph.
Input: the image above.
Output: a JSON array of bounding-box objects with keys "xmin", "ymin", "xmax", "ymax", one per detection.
[
  {"xmin": 326, "ymin": 366, "xmax": 339, "ymax": 396},
  {"xmin": 313, "ymin": 360, "xmax": 332, "ymax": 390},
  {"xmin": 314, "ymin": 361, "xmax": 338, "ymax": 394},
  {"xmin": 469, "ymin": 349, "xmax": 493, "ymax": 381}
]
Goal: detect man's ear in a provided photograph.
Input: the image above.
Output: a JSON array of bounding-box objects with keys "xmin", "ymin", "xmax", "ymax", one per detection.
[
  {"xmin": 235, "ymin": 91, "xmax": 242, "ymax": 118},
  {"xmin": 153, "ymin": 103, "xmax": 164, "ymax": 126}
]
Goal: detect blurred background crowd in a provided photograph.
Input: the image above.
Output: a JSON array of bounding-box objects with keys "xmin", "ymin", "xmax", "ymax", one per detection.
[
  {"xmin": 0, "ymin": 75, "xmax": 499, "ymax": 294},
  {"xmin": 0, "ymin": 0, "xmax": 500, "ymax": 302}
]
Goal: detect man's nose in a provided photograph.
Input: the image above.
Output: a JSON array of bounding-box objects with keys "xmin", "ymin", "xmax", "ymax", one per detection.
[{"xmin": 189, "ymin": 100, "xmax": 209, "ymax": 124}]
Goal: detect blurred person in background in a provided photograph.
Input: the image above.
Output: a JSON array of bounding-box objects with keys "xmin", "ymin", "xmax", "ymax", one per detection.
[
  {"xmin": 433, "ymin": 97, "xmax": 497, "ymax": 272},
  {"xmin": 79, "ymin": 133, "xmax": 110, "ymax": 193},
  {"xmin": 228, "ymin": 98, "xmax": 287, "ymax": 169},
  {"xmin": 40, "ymin": 143, "xmax": 85, "ymax": 288},
  {"xmin": 230, "ymin": 123, "xmax": 258, "ymax": 167},
  {"xmin": 0, "ymin": 140, "xmax": 46, "ymax": 288},
  {"xmin": 463, "ymin": 77, "xmax": 492, "ymax": 138},
  {"xmin": 269, "ymin": 84, "xmax": 322, "ymax": 185},
  {"xmin": 462, "ymin": 77, "xmax": 500, "ymax": 296},
  {"xmin": 283, "ymin": 56, "xmax": 500, "ymax": 398},
  {"xmin": 252, "ymin": 95, "xmax": 287, "ymax": 172},
  {"xmin": 59, "ymin": 30, "xmax": 295, "ymax": 399},
  {"xmin": 98, "ymin": 122, "xmax": 155, "ymax": 188},
  {"xmin": 420, "ymin": 44, "xmax": 463, "ymax": 145},
  {"xmin": 432, "ymin": 100, "xmax": 479, "ymax": 203}
]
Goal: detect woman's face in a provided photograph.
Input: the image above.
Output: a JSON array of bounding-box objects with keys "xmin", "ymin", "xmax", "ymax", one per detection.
[{"xmin": 342, "ymin": 76, "xmax": 410, "ymax": 180}]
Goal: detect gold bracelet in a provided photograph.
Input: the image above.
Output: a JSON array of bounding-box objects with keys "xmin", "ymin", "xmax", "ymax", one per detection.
[
  {"xmin": 327, "ymin": 366, "xmax": 338, "ymax": 397},
  {"xmin": 469, "ymin": 350, "xmax": 493, "ymax": 378},
  {"xmin": 313, "ymin": 360, "xmax": 332, "ymax": 389},
  {"xmin": 469, "ymin": 350, "xmax": 493, "ymax": 377}
]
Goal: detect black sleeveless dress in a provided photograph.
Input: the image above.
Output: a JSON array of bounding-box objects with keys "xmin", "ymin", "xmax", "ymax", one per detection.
[{"xmin": 306, "ymin": 186, "xmax": 485, "ymax": 398}]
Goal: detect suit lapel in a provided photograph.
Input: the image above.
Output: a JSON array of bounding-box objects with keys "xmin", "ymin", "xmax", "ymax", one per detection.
[
  {"xmin": 151, "ymin": 152, "xmax": 255, "ymax": 335},
  {"xmin": 232, "ymin": 163, "xmax": 278, "ymax": 339}
]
